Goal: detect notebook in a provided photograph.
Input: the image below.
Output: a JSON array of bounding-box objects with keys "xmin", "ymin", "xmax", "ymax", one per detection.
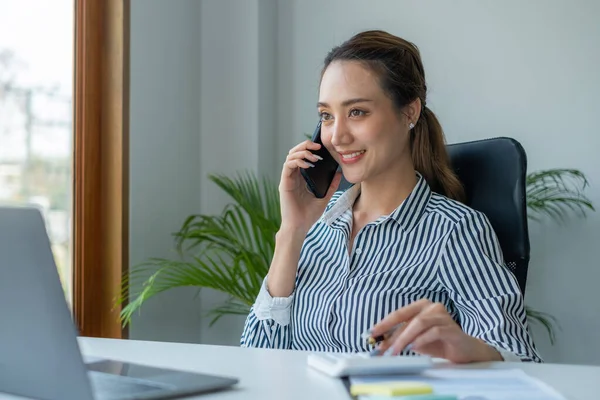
[{"xmin": 348, "ymin": 369, "xmax": 567, "ymax": 400}]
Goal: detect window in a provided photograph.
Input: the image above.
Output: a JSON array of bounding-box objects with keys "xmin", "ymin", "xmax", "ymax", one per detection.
[
  {"xmin": 0, "ymin": 0, "xmax": 75, "ymax": 302},
  {"xmin": 0, "ymin": 0, "xmax": 129, "ymax": 338}
]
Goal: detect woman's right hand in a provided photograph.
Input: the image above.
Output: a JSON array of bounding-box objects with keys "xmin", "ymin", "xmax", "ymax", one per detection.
[
  {"xmin": 266, "ymin": 140, "xmax": 341, "ymax": 298},
  {"xmin": 279, "ymin": 140, "xmax": 342, "ymax": 233}
]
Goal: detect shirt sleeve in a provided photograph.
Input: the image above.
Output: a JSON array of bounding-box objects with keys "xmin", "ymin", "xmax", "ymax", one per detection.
[
  {"xmin": 436, "ymin": 210, "xmax": 543, "ymax": 363},
  {"xmin": 239, "ymin": 277, "xmax": 294, "ymax": 349}
]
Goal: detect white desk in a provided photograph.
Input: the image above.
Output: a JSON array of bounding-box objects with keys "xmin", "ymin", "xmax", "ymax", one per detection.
[
  {"xmin": 5, "ymin": 337, "xmax": 600, "ymax": 399},
  {"xmin": 80, "ymin": 338, "xmax": 600, "ymax": 400}
]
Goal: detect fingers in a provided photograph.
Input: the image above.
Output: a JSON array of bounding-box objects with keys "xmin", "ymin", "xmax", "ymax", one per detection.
[
  {"xmin": 372, "ymin": 323, "xmax": 408, "ymax": 355},
  {"xmin": 385, "ymin": 308, "xmax": 450, "ymax": 355},
  {"xmin": 286, "ymin": 149, "xmax": 323, "ymax": 163},
  {"xmin": 410, "ymin": 324, "xmax": 452, "ymax": 352},
  {"xmin": 288, "ymin": 140, "xmax": 321, "ymax": 155},
  {"xmin": 281, "ymin": 141, "xmax": 324, "ymax": 179},
  {"xmin": 369, "ymin": 299, "xmax": 432, "ymax": 338},
  {"xmin": 282, "ymin": 159, "xmax": 314, "ymax": 178},
  {"xmin": 371, "ymin": 300, "xmax": 456, "ymax": 357}
]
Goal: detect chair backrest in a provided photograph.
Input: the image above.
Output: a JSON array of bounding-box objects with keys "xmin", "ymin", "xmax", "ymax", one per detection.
[
  {"xmin": 446, "ymin": 137, "xmax": 530, "ymax": 294},
  {"xmin": 337, "ymin": 137, "xmax": 530, "ymax": 294}
]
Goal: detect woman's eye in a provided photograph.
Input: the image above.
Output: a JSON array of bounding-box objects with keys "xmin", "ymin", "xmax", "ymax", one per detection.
[
  {"xmin": 319, "ymin": 112, "xmax": 333, "ymax": 121},
  {"xmin": 349, "ymin": 109, "xmax": 366, "ymax": 117}
]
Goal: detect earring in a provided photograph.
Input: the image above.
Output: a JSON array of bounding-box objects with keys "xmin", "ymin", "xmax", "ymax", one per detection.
[{"xmin": 409, "ymin": 122, "xmax": 415, "ymax": 130}]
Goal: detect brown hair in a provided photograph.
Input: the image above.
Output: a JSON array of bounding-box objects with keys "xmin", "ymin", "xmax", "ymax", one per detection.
[{"xmin": 321, "ymin": 30, "xmax": 465, "ymax": 202}]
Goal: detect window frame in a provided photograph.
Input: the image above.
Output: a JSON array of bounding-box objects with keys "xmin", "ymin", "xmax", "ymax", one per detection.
[{"xmin": 72, "ymin": 0, "xmax": 130, "ymax": 338}]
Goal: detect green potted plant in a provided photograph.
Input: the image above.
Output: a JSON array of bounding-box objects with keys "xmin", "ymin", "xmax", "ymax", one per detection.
[
  {"xmin": 521, "ymin": 169, "xmax": 594, "ymax": 343},
  {"xmin": 119, "ymin": 169, "xmax": 594, "ymax": 344}
]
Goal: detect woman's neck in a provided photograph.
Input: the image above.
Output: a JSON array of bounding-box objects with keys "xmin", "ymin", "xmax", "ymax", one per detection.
[{"xmin": 354, "ymin": 164, "xmax": 418, "ymax": 218}]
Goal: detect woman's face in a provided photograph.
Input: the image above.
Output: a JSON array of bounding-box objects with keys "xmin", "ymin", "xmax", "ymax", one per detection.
[{"xmin": 318, "ymin": 60, "xmax": 413, "ymax": 184}]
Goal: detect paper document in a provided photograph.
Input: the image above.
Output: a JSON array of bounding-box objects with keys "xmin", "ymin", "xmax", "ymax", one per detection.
[{"xmin": 349, "ymin": 369, "xmax": 566, "ymax": 400}]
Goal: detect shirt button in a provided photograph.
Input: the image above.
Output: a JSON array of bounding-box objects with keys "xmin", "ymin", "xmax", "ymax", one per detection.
[{"xmin": 355, "ymin": 248, "xmax": 362, "ymax": 255}]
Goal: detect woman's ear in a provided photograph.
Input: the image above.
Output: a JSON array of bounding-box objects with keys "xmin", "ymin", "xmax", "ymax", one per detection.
[{"xmin": 404, "ymin": 98, "xmax": 422, "ymax": 126}]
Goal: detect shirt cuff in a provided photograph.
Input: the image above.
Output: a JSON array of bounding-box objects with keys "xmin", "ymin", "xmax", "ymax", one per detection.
[
  {"xmin": 253, "ymin": 277, "xmax": 294, "ymax": 326},
  {"xmin": 490, "ymin": 345, "xmax": 524, "ymax": 362}
]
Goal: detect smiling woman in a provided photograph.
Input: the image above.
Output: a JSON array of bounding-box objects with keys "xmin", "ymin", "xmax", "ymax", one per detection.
[{"xmin": 241, "ymin": 30, "xmax": 542, "ymax": 364}]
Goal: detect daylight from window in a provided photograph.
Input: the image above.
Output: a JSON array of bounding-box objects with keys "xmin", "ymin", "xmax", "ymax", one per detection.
[{"xmin": 0, "ymin": 0, "xmax": 74, "ymax": 302}]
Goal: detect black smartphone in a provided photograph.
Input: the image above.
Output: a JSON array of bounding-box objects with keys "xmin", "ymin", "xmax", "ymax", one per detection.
[{"xmin": 300, "ymin": 121, "xmax": 339, "ymax": 198}]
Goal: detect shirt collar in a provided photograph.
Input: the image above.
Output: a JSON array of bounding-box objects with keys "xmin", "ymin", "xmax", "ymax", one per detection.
[{"xmin": 322, "ymin": 172, "xmax": 432, "ymax": 233}]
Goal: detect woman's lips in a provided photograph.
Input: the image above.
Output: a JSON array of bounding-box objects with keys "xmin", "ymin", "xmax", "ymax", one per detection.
[{"xmin": 338, "ymin": 150, "xmax": 366, "ymax": 164}]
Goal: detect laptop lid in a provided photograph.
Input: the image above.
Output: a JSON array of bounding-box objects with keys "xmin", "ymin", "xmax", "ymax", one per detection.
[
  {"xmin": 0, "ymin": 206, "xmax": 240, "ymax": 400},
  {"xmin": 0, "ymin": 206, "xmax": 95, "ymax": 400}
]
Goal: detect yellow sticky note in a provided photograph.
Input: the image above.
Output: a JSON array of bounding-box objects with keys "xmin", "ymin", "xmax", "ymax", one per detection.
[{"xmin": 350, "ymin": 381, "xmax": 433, "ymax": 396}]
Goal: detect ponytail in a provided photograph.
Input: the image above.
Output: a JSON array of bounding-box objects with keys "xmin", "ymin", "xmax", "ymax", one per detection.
[{"xmin": 411, "ymin": 106, "xmax": 465, "ymax": 202}]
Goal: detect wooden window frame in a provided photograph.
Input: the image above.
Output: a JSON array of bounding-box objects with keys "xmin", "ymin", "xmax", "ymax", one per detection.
[{"xmin": 73, "ymin": 0, "xmax": 130, "ymax": 338}]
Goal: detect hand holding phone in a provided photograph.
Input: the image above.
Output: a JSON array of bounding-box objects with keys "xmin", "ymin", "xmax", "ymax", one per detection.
[
  {"xmin": 300, "ymin": 121, "xmax": 340, "ymax": 198},
  {"xmin": 269, "ymin": 125, "xmax": 341, "ymax": 298},
  {"xmin": 278, "ymin": 121, "xmax": 341, "ymax": 233}
]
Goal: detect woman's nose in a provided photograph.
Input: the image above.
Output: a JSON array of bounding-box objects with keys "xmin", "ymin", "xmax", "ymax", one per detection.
[{"xmin": 330, "ymin": 120, "xmax": 352, "ymax": 147}]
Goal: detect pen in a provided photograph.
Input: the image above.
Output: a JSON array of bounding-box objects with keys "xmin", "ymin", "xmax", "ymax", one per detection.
[{"xmin": 361, "ymin": 322, "xmax": 406, "ymax": 346}]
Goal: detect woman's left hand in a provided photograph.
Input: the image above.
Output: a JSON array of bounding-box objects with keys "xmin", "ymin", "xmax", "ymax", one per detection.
[{"xmin": 370, "ymin": 299, "xmax": 503, "ymax": 363}]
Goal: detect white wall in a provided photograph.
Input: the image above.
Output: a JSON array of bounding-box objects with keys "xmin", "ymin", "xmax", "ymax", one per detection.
[
  {"xmin": 129, "ymin": 0, "xmax": 600, "ymax": 365},
  {"xmin": 129, "ymin": 0, "xmax": 203, "ymax": 343},
  {"xmin": 197, "ymin": 0, "xmax": 278, "ymax": 346},
  {"xmin": 129, "ymin": 0, "xmax": 279, "ymax": 346}
]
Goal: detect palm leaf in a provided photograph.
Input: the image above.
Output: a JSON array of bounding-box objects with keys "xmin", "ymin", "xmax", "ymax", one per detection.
[
  {"xmin": 524, "ymin": 168, "xmax": 593, "ymax": 345},
  {"xmin": 527, "ymin": 168, "xmax": 594, "ymax": 223},
  {"xmin": 120, "ymin": 250, "xmax": 264, "ymax": 326},
  {"xmin": 119, "ymin": 170, "xmax": 279, "ymax": 326},
  {"xmin": 206, "ymin": 298, "xmax": 252, "ymax": 327},
  {"xmin": 526, "ymin": 307, "xmax": 561, "ymax": 345}
]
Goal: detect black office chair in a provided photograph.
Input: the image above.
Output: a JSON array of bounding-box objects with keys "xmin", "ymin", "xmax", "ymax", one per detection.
[
  {"xmin": 446, "ymin": 137, "xmax": 530, "ymax": 295},
  {"xmin": 338, "ymin": 137, "xmax": 530, "ymax": 294}
]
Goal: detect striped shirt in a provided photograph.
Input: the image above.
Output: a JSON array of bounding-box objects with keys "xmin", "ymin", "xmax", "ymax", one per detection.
[{"xmin": 240, "ymin": 172, "xmax": 542, "ymax": 362}]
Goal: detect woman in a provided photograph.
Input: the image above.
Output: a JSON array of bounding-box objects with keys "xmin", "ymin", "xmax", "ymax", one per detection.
[{"xmin": 240, "ymin": 30, "xmax": 541, "ymax": 363}]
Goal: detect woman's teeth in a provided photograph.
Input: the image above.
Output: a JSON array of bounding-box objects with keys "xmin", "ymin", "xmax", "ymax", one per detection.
[{"xmin": 341, "ymin": 150, "xmax": 365, "ymax": 159}]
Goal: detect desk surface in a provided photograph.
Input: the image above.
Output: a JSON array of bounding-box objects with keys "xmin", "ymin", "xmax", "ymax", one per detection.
[{"xmin": 3, "ymin": 337, "xmax": 600, "ymax": 400}]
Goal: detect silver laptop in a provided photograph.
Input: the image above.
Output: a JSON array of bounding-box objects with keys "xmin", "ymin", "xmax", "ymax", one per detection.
[{"xmin": 0, "ymin": 206, "xmax": 239, "ymax": 400}]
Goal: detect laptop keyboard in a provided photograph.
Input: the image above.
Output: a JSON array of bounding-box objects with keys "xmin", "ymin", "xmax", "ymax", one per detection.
[{"xmin": 88, "ymin": 370, "xmax": 173, "ymax": 400}]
